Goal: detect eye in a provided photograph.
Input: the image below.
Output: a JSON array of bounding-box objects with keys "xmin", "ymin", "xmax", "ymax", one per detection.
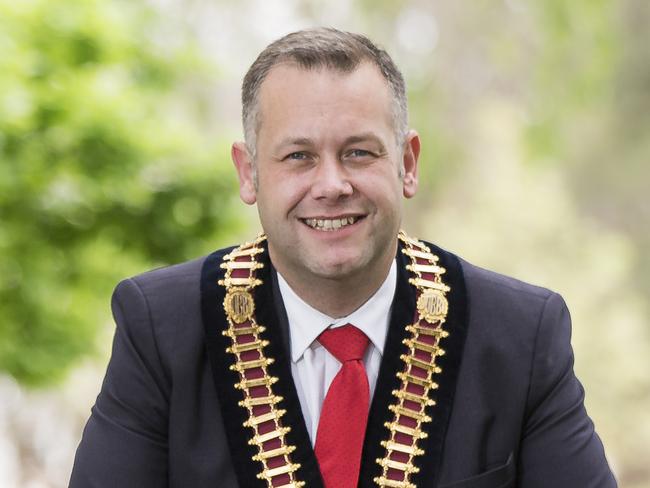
[
  {"xmin": 345, "ymin": 149, "xmax": 375, "ymax": 159},
  {"xmin": 284, "ymin": 151, "xmax": 309, "ymax": 160}
]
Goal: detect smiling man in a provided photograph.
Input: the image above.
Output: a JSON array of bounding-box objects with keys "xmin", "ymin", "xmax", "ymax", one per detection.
[
  {"xmin": 70, "ymin": 28, "xmax": 617, "ymax": 488},
  {"xmin": 232, "ymin": 60, "xmax": 418, "ymax": 318}
]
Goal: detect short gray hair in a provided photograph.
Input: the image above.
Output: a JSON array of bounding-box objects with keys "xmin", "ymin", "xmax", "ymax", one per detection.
[{"xmin": 241, "ymin": 27, "xmax": 408, "ymax": 158}]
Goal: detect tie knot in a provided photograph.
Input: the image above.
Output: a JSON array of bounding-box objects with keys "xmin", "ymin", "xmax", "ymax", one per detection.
[{"xmin": 318, "ymin": 324, "xmax": 369, "ymax": 363}]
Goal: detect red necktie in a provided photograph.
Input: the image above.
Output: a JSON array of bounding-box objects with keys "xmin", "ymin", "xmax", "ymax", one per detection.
[{"xmin": 314, "ymin": 324, "xmax": 370, "ymax": 488}]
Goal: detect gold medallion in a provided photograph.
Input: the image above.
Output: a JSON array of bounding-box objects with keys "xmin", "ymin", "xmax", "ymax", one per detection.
[
  {"xmin": 224, "ymin": 287, "xmax": 255, "ymax": 324},
  {"xmin": 417, "ymin": 289, "xmax": 449, "ymax": 323}
]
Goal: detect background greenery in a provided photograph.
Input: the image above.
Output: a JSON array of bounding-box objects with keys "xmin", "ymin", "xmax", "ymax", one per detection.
[
  {"xmin": 0, "ymin": 0, "xmax": 241, "ymax": 386},
  {"xmin": 0, "ymin": 0, "xmax": 647, "ymax": 486}
]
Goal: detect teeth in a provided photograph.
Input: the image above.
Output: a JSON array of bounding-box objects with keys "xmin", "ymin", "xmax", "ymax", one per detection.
[{"xmin": 304, "ymin": 217, "xmax": 358, "ymax": 231}]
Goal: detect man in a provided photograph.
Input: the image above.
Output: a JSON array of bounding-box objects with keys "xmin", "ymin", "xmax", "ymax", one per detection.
[{"xmin": 70, "ymin": 28, "xmax": 617, "ymax": 487}]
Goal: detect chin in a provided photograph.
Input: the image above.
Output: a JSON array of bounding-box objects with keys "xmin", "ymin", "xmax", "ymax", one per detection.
[{"xmin": 308, "ymin": 255, "xmax": 368, "ymax": 281}]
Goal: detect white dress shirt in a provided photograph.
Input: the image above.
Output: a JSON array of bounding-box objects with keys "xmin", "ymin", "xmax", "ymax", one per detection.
[{"xmin": 277, "ymin": 260, "xmax": 397, "ymax": 445}]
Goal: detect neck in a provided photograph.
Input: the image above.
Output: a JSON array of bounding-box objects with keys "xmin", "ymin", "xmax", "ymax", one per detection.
[{"xmin": 271, "ymin": 247, "xmax": 396, "ymax": 318}]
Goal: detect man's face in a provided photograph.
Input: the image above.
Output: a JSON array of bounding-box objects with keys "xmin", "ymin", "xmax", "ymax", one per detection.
[{"xmin": 233, "ymin": 62, "xmax": 419, "ymax": 288}]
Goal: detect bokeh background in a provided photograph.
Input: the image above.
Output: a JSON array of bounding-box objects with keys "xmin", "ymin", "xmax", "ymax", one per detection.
[{"xmin": 1, "ymin": 0, "xmax": 648, "ymax": 486}]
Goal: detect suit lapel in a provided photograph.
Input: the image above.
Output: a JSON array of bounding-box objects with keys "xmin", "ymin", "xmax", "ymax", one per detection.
[
  {"xmin": 358, "ymin": 240, "xmax": 417, "ymax": 486},
  {"xmin": 200, "ymin": 243, "xmax": 324, "ymax": 488},
  {"xmin": 358, "ymin": 241, "xmax": 469, "ymax": 488}
]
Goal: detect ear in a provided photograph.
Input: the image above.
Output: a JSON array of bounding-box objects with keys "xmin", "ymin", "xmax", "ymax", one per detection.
[
  {"xmin": 231, "ymin": 141, "xmax": 257, "ymax": 205},
  {"xmin": 401, "ymin": 130, "xmax": 420, "ymax": 198}
]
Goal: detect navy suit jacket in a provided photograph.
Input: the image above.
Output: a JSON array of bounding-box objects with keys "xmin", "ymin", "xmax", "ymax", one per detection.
[{"xmin": 70, "ymin": 241, "xmax": 617, "ymax": 487}]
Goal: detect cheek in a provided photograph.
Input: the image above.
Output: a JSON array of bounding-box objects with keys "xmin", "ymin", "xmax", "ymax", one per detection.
[
  {"xmin": 257, "ymin": 173, "xmax": 307, "ymax": 214},
  {"xmin": 359, "ymin": 169, "xmax": 403, "ymax": 200}
]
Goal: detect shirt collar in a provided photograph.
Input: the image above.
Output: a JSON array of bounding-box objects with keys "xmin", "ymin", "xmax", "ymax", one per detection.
[{"xmin": 277, "ymin": 260, "xmax": 397, "ymax": 363}]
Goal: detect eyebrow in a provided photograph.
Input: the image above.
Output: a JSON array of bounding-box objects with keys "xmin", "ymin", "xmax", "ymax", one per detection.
[
  {"xmin": 273, "ymin": 133, "xmax": 386, "ymax": 153},
  {"xmin": 343, "ymin": 133, "xmax": 386, "ymax": 150},
  {"xmin": 274, "ymin": 137, "xmax": 314, "ymax": 151}
]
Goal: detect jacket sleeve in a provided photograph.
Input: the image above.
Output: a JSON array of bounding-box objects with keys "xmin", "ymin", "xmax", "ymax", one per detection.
[
  {"xmin": 518, "ymin": 292, "xmax": 617, "ymax": 487},
  {"xmin": 69, "ymin": 278, "xmax": 170, "ymax": 488}
]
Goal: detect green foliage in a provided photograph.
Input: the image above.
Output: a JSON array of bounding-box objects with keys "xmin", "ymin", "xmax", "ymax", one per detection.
[
  {"xmin": 0, "ymin": 0, "xmax": 240, "ymax": 386},
  {"xmin": 525, "ymin": 0, "xmax": 618, "ymax": 160}
]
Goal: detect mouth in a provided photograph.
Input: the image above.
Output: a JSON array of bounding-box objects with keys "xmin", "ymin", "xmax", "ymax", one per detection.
[{"xmin": 301, "ymin": 215, "xmax": 364, "ymax": 232}]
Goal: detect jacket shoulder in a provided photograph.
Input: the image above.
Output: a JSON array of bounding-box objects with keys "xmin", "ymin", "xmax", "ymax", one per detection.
[
  {"xmin": 458, "ymin": 256, "xmax": 555, "ymax": 302},
  {"xmin": 123, "ymin": 246, "xmax": 235, "ymax": 294},
  {"xmin": 420, "ymin": 238, "xmax": 556, "ymax": 302},
  {"xmin": 109, "ymin": 247, "xmax": 236, "ymax": 366},
  {"xmin": 420, "ymin": 240, "xmax": 563, "ymax": 349}
]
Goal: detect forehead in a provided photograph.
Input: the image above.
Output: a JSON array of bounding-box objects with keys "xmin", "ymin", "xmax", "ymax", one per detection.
[{"xmin": 256, "ymin": 62, "xmax": 394, "ymax": 142}]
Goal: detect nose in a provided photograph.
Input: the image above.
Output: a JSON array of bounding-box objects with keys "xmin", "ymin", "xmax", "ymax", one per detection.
[{"xmin": 310, "ymin": 156, "xmax": 354, "ymax": 201}]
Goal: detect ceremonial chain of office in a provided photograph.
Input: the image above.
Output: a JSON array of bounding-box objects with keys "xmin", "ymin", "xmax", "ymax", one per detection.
[{"xmin": 218, "ymin": 231, "xmax": 451, "ymax": 488}]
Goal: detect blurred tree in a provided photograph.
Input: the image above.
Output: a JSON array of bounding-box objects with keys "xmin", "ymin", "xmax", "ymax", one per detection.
[
  {"xmin": 528, "ymin": 0, "xmax": 650, "ymax": 304},
  {"xmin": 0, "ymin": 0, "xmax": 239, "ymax": 386}
]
